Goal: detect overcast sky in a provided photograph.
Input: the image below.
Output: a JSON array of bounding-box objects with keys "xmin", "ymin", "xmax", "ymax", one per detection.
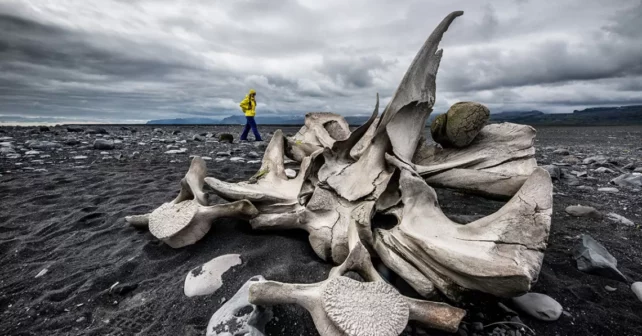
[{"xmin": 1, "ymin": 0, "xmax": 641, "ymax": 123}]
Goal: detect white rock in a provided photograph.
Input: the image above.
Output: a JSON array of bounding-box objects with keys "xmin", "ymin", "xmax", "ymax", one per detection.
[
  {"xmin": 25, "ymin": 150, "xmax": 40, "ymax": 155},
  {"xmin": 184, "ymin": 254, "xmax": 242, "ymax": 297},
  {"xmin": 202, "ymin": 156, "xmax": 212, "ymax": 161},
  {"xmin": 73, "ymin": 156, "xmax": 88, "ymax": 160},
  {"xmin": 632, "ymin": 282, "xmax": 642, "ymax": 302},
  {"xmin": 0, "ymin": 137, "xmax": 14, "ymax": 141},
  {"xmin": 598, "ymin": 187, "xmax": 619, "ymax": 193},
  {"xmin": 511, "ymin": 293, "xmax": 562, "ymax": 321},
  {"xmin": 595, "ymin": 167, "xmax": 615, "ymax": 174},
  {"xmin": 216, "ymin": 151, "xmax": 231, "ymax": 157},
  {"xmin": 6, "ymin": 153, "xmax": 21, "ymax": 159},
  {"xmin": 606, "ymin": 213, "xmax": 634, "ymax": 226},
  {"xmin": 247, "ymin": 160, "xmax": 261, "ymax": 164},
  {"xmin": 215, "ymin": 158, "xmax": 227, "ymax": 162},
  {"xmin": 230, "ymin": 157, "xmax": 245, "ymax": 162},
  {"xmin": 35, "ymin": 268, "xmax": 48, "ymax": 278},
  {"xmin": 100, "ymin": 151, "xmax": 109, "ymax": 155},
  {"xmin": 285, "ymin": 168, "xmax": 297, "ymax": 179}
]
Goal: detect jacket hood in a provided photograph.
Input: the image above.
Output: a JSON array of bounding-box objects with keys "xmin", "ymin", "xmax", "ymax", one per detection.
[{"xmin": 249, "ymin": 89, "xmax": 256, "ymax": 94}]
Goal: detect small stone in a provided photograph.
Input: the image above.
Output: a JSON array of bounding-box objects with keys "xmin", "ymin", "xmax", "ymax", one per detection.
[
  {"xmin": 583, "ymin": 155, "xmax": 608, "ymax": 165},
  {"xmin": 472, "ymin": 322, "xmax": 484, "ymax": 332},
  {"xmin": 606, "ymin": 213, "xmax": 634, "ymax": 226},
  {"xmin": 610, "ymin": 173, "xmax": 642, "ymax": 188},
  {"xmin": 594, "ymin": 167, "xmax": 615, "ymax": 174},
  {"xmin": 553, "ymin": 148, "xmax": 570, "ymax": 155},
  {"xmin": 247, "ymin": 160, "xmax": 261, "ymax": 164},
  {"xmin": 285, "ymin": 168, "xmax": 297, "ymax": 179},
  {"xmin": 219, "ymin": 133, "xmax": 234, "ymax": 143},
  {"xmin": 35, "ymin": 268, "xmax": 48, "ymax": 278},
  {"xmin": 76, "ymin": 317, "xmax": 86, "ymax": 323},
  {"xmin": 632, "ymin": 282, "xmax": 642, "ymax": 302},
  {"xmin": 541, "ymin": 165, "xmax": 561, "ymax": 180},
  {"xmin": 192, "ymin": 134, "xmax": 205, "ymax": 141},
  {"xmin": 73, "ymin": 156, "xmax": 88, "ymax": 160},
  {"xmin": 565, "ymin": 205, "xmax": 601, "ymax": 218},
  {"xmin": 573, "ymin": 234, "xmax": 627, "ymax": 282},
  {"xmin": 604, "ymin": 285, "xmax": 617, "ymax": 292},
  {"xmin": 247, "ymin": 151, "xmax": 260, "ymax": 158},
  {"xmin": 229, "ymin": 157, "xmax": 245, "ymax": 163},
  {"xmin": 598, "ymin": 187, "xmax": 619, "ymax": 193},
  {"xmin": 561, "ymin": 155, "xmax": 580, "ymax": 165},
  {"xmin": 93, "ymin": 139, "xmax": 115, "ymax": 150},
  {"xmin": 216, "ymin": 151, "xmax": 231, "ymax": 157},
  {"xmin": 511, "ymin": 293, "xmax": 562, "ymax": 321},
  {"xmin": 202, "ymin": 156, "xmax": 212, "ymax": 161}
]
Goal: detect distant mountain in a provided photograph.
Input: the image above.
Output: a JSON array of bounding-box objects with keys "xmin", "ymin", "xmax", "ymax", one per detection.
[{"xmin": 490, "ymin": 105, "xmax": 642, "ymax": 125}]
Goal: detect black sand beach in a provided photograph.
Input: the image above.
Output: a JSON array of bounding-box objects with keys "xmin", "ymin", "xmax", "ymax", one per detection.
[{"xmin": 1, "ymin": 124, "xmax": 641, "ymax": 335}]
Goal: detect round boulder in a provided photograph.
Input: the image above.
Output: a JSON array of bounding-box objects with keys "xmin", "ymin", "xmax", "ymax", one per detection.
[
  {"xmin": 430, "ymin": 113, "xmax": 451, "ymax": 147},
  {"xmin": 444, "ymin": 102, "xmax": 490, "ymax": 148}
]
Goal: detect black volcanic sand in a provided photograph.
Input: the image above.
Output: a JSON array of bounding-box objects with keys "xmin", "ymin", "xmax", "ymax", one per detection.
[{"xmin": 1, "ymin": 124, "xmax": 641, "ymax": 335}]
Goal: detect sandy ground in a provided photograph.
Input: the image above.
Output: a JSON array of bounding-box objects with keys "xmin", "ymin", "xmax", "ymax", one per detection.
[{"xmin": 0, "ymin": 124, "xmax": 641, "ymax": 335}]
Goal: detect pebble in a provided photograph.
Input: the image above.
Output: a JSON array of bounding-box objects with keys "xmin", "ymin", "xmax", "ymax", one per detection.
[
  {"xmin": 216, "ymin": 151, "xmax": 231, "ymax": 157},
  {"xmin": 632, "ymin": 282, "xmax": 642, "ymax": 302},
  {"xmin": 165, "ymin": 148, "xmax": 188, "ymax": 154},
  {"xmin": 201, "ymin": 156, "xmax": 212, "ymax": 161},
  {"xmin": 285, "ymin": 168, "xmax": 297, "ymax": 178},
  {"xmin": 229, "ymin": 157, "xmax": 245, "ymax": 162},
  {"xmin": 247, "ymin": 160, "xmax": 261, "ymax": 164},
  {"xmin": 598, "ymin": 187, "xmax": 619, "ymax": 193},
  {"xmin": 565, "ymin": 205, "xmax": 601, "ymax": 218},
  {"xmin": 247, "ymin": 151, "xmax": 260, "ymax": 158},
  {"xmin": 604, "ymin": 285, "xmax": 617, "ymax": 292},
  {"xmin": 573, "ymin": 234, "xmax": 627, "ymax": 282},
  {"xmin": 594, "ymin": 167, "xmax": 615, "ymax": 174},
  {"xmin": 25, "ymin": 150, "xmax": 40, "ymax": 155},
  {"xmin": 511, "ymin": 293, "xmax": 562, "ymax": 321},
  {"xmin": 73, "ymin": 156, "xmax": 88, "ymax": 160},
  {"xmin": 606, "ymin": 213, "xmax": 634, "ymax": 226},
  {"xmin": 35, "ymin": 268, "xmax": 48, "ymax": 278}
]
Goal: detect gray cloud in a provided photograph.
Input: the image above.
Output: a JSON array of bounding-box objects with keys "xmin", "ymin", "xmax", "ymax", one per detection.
[{"xmin": 0, "ymin": 0, "xmax": 641, "ymax": 122}]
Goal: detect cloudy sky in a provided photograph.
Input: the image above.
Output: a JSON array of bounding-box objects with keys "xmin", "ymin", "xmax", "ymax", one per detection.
[{"xmin": 1, "ymin": 0, "xmax": 641, "ymax": 123}]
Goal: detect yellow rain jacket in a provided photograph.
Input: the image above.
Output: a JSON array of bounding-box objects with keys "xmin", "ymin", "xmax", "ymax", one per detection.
[{"xmin": 239, "ymin": 89, "xmax": 256, "ymax": 117}]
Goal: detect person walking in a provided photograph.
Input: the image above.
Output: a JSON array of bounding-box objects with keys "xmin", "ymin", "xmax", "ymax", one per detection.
[{"xmin": 239, "ymin": 89, "xmax": 262, "ymax": 141}]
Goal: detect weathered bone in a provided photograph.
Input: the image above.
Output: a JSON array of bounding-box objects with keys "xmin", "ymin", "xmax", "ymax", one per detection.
[
  {"xmin": 127, "ymin": 157, "xmax": 259, "ymax": 248},
  {"xmin": 248, "ymin": 214, "xmax": 466, "ymax": 334},
  {"xmin": 205, "ymin": 130, "xmax": 311, "ymax": 206},
  {"xmin": 375, "ymin": 157, "xmax": 552, "ymax": 300},
  {"xmin": 414, "ymin": 123, "xmax": 538, "ymax": 198},
  {"xmin": 285, "ymin": 112, "xmax": 352, "ymax": 161},
  {"xmin": 376, "ymin": 11, "xmax": 464, "ymax": 164}
]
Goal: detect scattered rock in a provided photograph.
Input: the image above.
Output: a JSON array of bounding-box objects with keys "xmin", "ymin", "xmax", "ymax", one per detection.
[
  {"xmin": 66, "ymin": 126, "xmax": 84, "ymax": 132},
  {"xmin": 25, "ymin": 140, "xmax": 61, "ymax": 149},
  {"xmin": 606, "ymin": 213, "xmax": 634, "ymax": 226},
  {"xmin": 598, "ymin": 187, "xmax": 619, "ymax": 193},
  {"xmin": 553, "ymin": 148, "xmax": 570, "ymax": 155},
  {"xmin": 216, "ymin": 151, "xmax": 231, "ymax": 157},
  {"xmin": 561, "ymin": 155, "xmax": 580, "ymax": 165},
  {"xmin": 594, "ymin": 167, "xmax": 615, "ymax": 174},
  {"xmin": 635, "ymin": 167, "xmax": 642, "ymax": 173},
  {"xmin": 610, "ymin": 173, "xmax": 642, "ymax": 188},
  {"xmin": 284, "ymin": 168, "xmax": 297, "ymax": 179},
  {"xmin": 193, "ymin": 134, "xmax": 205, "ymax": 142},
  {"xmin": 230, "ymin": 157, "xmax": 245, "ymax": 163},
  {"xmin": 64, "ymin": 138, "xmax": 81, "ymax": 146},
  {"xmin": 25, "ymin": 150, "xmax": 40, "ymax": 155},
  {"xmin": 560, "ymin": 170, "xmax": 580, "ymax": 186},
  {"xmin": 172, "ymin": 130, "xmax": 181, "ymax": 135},
  {"xmin": 604, "ymin": 285, "xmax": 617, "ymax": 292},
  {"xmin": 583, "ymin": 155, "xmax": 608, "ymax": 165},
  {"xmin": 93, "ymin": 139, "xmax": 115, "ymax": 150},
  {"xmin": 184, "ymin": 254, "xmax": 242, "ymax": 297},
  {"xmin": 202, "ymin": 156, "xmax": 212, "ymax": 161},
  {"xmin": 247, "ymin": 151, "xmax": 260, "ymax": 158},
  {"xmin": 85, "ymin": 128, "xmax": 108, "ymax": 135},
  {"xmin": 206, "ymin": 276, "xmax": 272, "ymax": 336},
  {"xmin": 165, "ymin": 148, "xmax": 188, "ymax": 154},
  {"xmin": 247, "ymin": 160, "xmax": 261, "ymax": 164},
  {"xmin": 632, "ymin": 282, "xmax": 642, "ymax": 302},
  {"xmin": 35, "ymin": 268, "xmax": 48, "ymax": 278},
  {"xmin": 511, "ymin": 293, "xmax": 562, "ymax": 321},
  {"xmin": 565, "ymin": 205, "xmax": 601, "ymax": 218},
  {"xmin": 153, "ymin": 128, "xmax": 163, "ymax": 134},
  {"xmin": 219, "ymin": 133, "xmax": 234, "ymax": 143},
  {"xmin": 573, "ymin": 234, "xmax": 627, "ymax": 282}
]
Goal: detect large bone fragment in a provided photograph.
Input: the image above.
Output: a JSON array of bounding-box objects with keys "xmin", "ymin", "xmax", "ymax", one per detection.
[
  {"xmin": 126, "ymin": 157, "xmax": 259, "ymax": 248},
  {"xmin": 416, "ymin": 123, "xmax": 538, "ymax": 198},
  {"xmin": 375, "ymin": 161, "xmax": 552, "ymax": 300},
  {"xmin": 248, "ymin": 217, "xmax": 466, "ymax": 335},
  {"xmin": 285, "ymin": 113, "xmax": 352, "ymax": 161},
  {"xmin": 376, "ymin": 11, "xmax": 464, "ymax": 163}
]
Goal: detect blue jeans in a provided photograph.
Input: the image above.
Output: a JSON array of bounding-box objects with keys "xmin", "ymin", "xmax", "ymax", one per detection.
[{"xmin": 240, "ymin": 116, "xmax": 262, "ymax": 141}]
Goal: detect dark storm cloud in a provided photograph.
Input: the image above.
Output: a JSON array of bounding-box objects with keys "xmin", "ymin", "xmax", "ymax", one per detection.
[{"xmin": 0, "ymin": 0, "xmax": 640, "ymax": 122}]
